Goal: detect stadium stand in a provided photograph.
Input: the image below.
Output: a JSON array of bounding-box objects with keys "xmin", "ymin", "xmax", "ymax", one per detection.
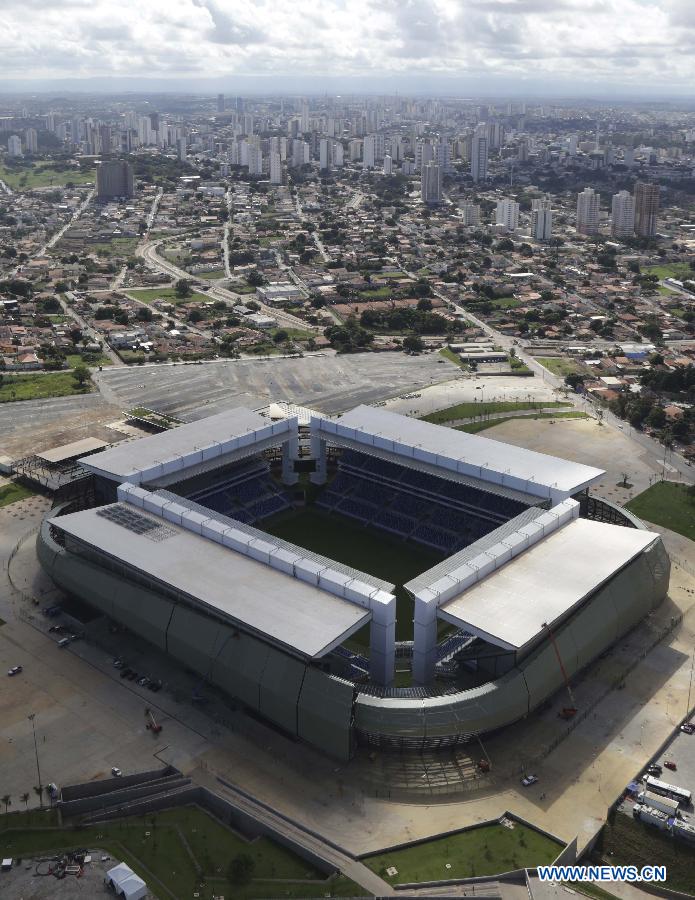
[{"xmin": 316, "ymin": 448, "xmax": 531, "ymax": 554}]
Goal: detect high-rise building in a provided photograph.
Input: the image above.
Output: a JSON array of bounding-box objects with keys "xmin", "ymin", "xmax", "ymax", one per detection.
[
  {"xmin": 634, "ymin": 181, "xmax": 659, "ymax": 238},
  {"xmin": 248, "ymin": 147, "xmax": 263, "ymax": 176},
  {"xmin": 611, "ymin": 190, "xmax": 635, "ymax": 238},
  {"xmin": 177, "ymin": 137, "xmax": 187, "ymax": 162},
  {"xmin": 96, "ymin": 159, "xmax": 134, "ymax": 199},
  {"xmin": 496, "ymin": 198, "xmax": 520, "ymax": 231},
  {"xmin": 25, "ymin": 128, "xmax": 38, "ymax": 155},
  {"xmin": 470, "ymin": 124, "xmax": 488, "ymax": 182},
  {"xmin": 576, "ymin": 187, "xmax": 600, "ymax": 235},
  {"xmin": 300, "ymin": 101, "xmax": 309, "ymax": 133},
  {"xmin": 460, "ymin": 202, "xmax": 480, "ymax": 226},
  {"xmin": 7, "ymin": 134, "xmax": 22, "ymax": 157},
  {"xmin": 242, "ymin": 113, "xmax": 254, "ymax": 136},
  {"xmin": 421, "ymin": 162, "xmax": 442, "ymax": 205},
  {"xmin": 217, "ymin": 93, "xmax": 225, "ymax": 113},
  {"xmin": 531, "ymin": 197, "xmax": 553, "ymax": 241},
  {"xmin": 319, "ymin": 138, "xmax": 331, "ymax": 171},
  {"xmin": 269, "ymin": 151, "xmax": 282, "ymax": 185},
  {"xmin": 383, "ymin": 154, "xmax": 393, "ymax": 175},
  {"xmin": 363, "ymin": 133, "xmax": 377, "ymax": 169}
]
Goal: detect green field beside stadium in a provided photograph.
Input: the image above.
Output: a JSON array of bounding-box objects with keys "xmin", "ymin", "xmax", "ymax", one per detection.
[{"xmin": 262, "ymin": 505, "xmax": 441, "ymax": 642}]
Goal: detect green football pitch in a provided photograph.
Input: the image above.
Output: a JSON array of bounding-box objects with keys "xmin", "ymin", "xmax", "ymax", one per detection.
[{"xmin": 262, "ymin": 506, "xmax": 442, "ymax": 642}]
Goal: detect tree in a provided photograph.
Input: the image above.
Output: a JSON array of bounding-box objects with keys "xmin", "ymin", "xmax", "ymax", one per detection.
[
  {"xmin": 33, "ymin": 785, "xmax": 44, "ymax": 808},
  {"xmin": 175, "ymin": 278, "xmax": 192, "ymax": 299},
  {"xmin": 1, "ymin": 794, "xmax": 10, "ymax": 813},
  {"xmin": 273, "ymin": 329, "xmax": 289, "ymax": 344},
  {"xmin": 227, "ymin": 853, "xmax": 255, "ymax": 886},
  {"xmin": 188, "ymin": 309, "xmax": 203, "ymax": 323},
  {"xmin": 20, "ymin": 792, "xmax": 30, "ymax": 810},
  {"xmin": 72, "ymin": 364, "xmax": 90, "ymax": 388},
  {"xmin": 246, "ymin": 269, "xmax": 265, "ymax": 287},
  {"xmin": 416, "ymin": 297, "xmax": 433, "ymax": 312},
  {"xmin": 403, "ymin": 335, "xmax": 424, "ymax": 353}
]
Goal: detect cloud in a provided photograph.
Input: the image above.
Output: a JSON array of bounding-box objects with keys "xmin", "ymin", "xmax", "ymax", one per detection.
[{"xmin": 0, "ymin": 0, "xmax": 690, "ymax": 91}]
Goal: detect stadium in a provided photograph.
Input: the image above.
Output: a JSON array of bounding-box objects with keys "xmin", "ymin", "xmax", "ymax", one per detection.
[{"xmin": 37, "ymin": 404, "xmax": 670, "ymax": 761}]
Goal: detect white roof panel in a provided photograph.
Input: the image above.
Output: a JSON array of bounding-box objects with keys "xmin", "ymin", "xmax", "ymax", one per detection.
[
  {"xmin": 36, "ymin": 437, "xmax": 109, "ymax": 464},
  {"xmin": 439, "ymin": 519, "xmax": 658, "ymax": 650},
  {"xmin": 329, "ymin": 405, "xmax": 604, "ymax": 497},
  {"xmin": 51, "ymin": 505, "xmax": 369, "ymax": 659},
  {"xmin": 80, "ymin": 407, "xmax": 273, "ymax": 481}
]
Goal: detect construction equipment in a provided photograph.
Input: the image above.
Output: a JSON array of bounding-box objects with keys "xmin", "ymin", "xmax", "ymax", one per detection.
[
  {"xmin": 542, "ymin": 621, "xmax": 577, "ymax": 717},
  {"xmin": 145, "ymin": 707, "xmax": 162, "ymax": 734}
]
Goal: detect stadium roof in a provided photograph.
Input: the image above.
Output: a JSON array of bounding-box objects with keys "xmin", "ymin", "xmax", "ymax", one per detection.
[
  {"xmin": 79, "ymin": 407, "xmax": 282, "ymax": 483},
  {"xmin": 438, "ymin": 519, "xmax": 658, "ymax": 651},
  {"xmin": 36, "ymin": 437, "xmax": 109, "ymax": 464},
  {"xmin": 50, "ymin": 505, "xmax": 370, "ymax": 659},
  {"xmin": 323, "ymin": 406, "xmax": 604, "ymax": 498}
]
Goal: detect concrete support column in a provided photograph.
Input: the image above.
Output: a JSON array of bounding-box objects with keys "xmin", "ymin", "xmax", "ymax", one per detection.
[
  {"xmin": 309, "ymin": 434, "xmax": 327, "ymax": 485},
  {"xmin": 281, "ymin": 435, "xmax": 299, "ymax": 486},
  {"xmin": 369, "ymin": 592, "xmax": 396, "ymax": 685},
  {"xmin": 412, "ymin": 590, "xmax": 438, "ymax": 685}
]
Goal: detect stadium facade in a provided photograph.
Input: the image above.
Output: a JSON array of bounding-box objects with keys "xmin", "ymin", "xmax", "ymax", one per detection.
[{"xmin": 38, "ymin": 405, "xmax": 670, "ymax": 760}]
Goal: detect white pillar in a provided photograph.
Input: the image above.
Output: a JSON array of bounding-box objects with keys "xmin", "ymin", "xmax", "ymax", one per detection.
[
  {"xmin": 281, "ymin": 434, "xmax": 299, "ymax": 485},
  {"xmin": 412, "ymin": 589, "xmax": 438, "ymax": 684},
  {"xmin": 369, "ymin": 591, "xmax": 396, "ymax": 685},
  {"xmin": 309, "ymin": 435, "xmax": 327, "ymax": 485}
]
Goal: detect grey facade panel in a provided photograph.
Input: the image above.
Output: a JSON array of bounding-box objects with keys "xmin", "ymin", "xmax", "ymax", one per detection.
[
  {"xmin": 259, "ymin": 652, "xmax": 306, "ymax": 736},
  {"xmin": 297, "ymin": 668, "xmax": 355, "ymax": 761},
  {"xmin": 167, "ymin": 606, "xmax": 227, "ymax": 679},
  {"xmin": 111, "ymin": 588, "xmax": 174, "ymax": 651},
  {"xmin": 212, "ymin": 631, "xmax": 271, "ymax": 711}
]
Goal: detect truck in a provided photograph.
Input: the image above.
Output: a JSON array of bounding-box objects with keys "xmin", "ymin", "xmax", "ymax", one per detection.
[
  {"xmin": 638, "ymin": 790, "xmax": 680, "ymax": 817},
  {"xmin": 633, "ymin": 803, "xmax": 670, "ymax": 830}
]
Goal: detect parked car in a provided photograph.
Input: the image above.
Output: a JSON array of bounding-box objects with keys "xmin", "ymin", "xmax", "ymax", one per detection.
[
  {"xmin": 57, "ymin": 637, "xmax": 71, "ymax": 648},
  {"xmin": 148, "ymin": 680, "xmax": 162, "ymax": 692},
  {"xmin": 521, "ymin": 774, "xmax": 538, "ymax": 787},
  {"xmin": 113, "ymin": 658, "xmax": 125, "ymax": 669},
  {"xmin": 681, "ymin": 723, "xmax": 694, "ymax": 735},
  {"xmin": 111, "ymin": 767, "xmax": 122, "ymax": 777},
  {"xmin": 647, "ymin": 764, "xmax": 663, "ymax": 776},
  {"xmin": 126, "ymin": 670, "xmax": 138, "ymax": 680},
  {"xmin": 7, "ymin": 665, "xmax": 22, "ymax": 676},
  {"xmin": 664, "ymin": 760, "xmax": 677, "ymax": 771},
  {"xmin": 137, "ymin": 677, "xmax": 150, "ymax": 687}
]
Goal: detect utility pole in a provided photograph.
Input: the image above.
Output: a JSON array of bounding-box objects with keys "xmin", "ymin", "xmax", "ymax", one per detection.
[{"xmin": 28, "ymin": 714, "xmax": 42, "ymax": 804}]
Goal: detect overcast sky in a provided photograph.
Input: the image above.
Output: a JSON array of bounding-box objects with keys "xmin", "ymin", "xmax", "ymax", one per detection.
[{"xmin": 1, "ymin": 0, "xmax": 693, "ymax": 96}]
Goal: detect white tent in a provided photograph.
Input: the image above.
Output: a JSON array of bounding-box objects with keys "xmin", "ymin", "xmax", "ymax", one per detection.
[{"xmin": 105, "ymin": 862, "xmax": 148, "ymax": 900}]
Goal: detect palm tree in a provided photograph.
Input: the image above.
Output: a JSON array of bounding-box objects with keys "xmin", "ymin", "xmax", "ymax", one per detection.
[
  {"xmin": 21, "ymin": 792, "xmax": 30, "ymax": 810},
  {"xmin": 1, "ymin": 794, "xmax": 11, "ymax": 814},
  {"xmin": 33, "ymin": 785, "xmax": 44, "ymax": 808}
]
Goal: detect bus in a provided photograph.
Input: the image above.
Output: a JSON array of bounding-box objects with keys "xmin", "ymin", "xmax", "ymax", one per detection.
[{"xmin": 644, "ymin": 776, "xmax": 692, "ymax": 806}]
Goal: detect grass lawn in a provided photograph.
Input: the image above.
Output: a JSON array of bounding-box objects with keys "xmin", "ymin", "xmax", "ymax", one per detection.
[
  {"xmin": 0, "ymin": 806, "xmax": 360, "ymax": 899},
  {"xmin": 536, "ymin": 357, "xmax": 586, "ymax": 377},
  {"xmin": 626, "ymin": 482, "xmax": 695, "ymax": 542},
  {"xmin": 65, "ymin": 353, "xmax": 112, "ymax": 368},
  {"xmin": 596, "ymin": 813, "xmax": 695, "ymax": 894},
  {"xmin": 457, "ymin": 411, "xmax": 588, "ymax": 434},
  {"xmin": 0, "ymin": 161, "xmax": 95, "ymax": 190},
  {"xmin": 439, "ymin": 347, "xmax": 466, "ymax": 368},
  {"xmin": 360, "ymin": 286, "xmax": 394, "ymax": 299},
  {"xmin": 229, "ymin": 282, "xmax": 258, "ymax": 294},
  {"xmin": 263, "ymin": 505, "xmax": 440, "ymax": 642},
  {"xmin": 0, "ymin": 372, "xmax": 91, "ymax": 403},
  {"xmin": 198, "ymin": 269, "xmax": 226, "ymax": 280},
  {"xmin": 0, "ymin": 482, "xmax": 36, "ymax": 508},
  {"xmin": 422, "ymin": 399, "xmax": 569, "ymax": 425},
  {"xmin": 362, "ymin": 822, "xmax": 562, "ymax": 884},
  {"xmin": 490, "ymin": 296, "xmax": 522, "ymax": 309},
  {"xmin": 645, "ymin": 263, "xmax": 694, "ymax": 282},
  {"xmin": 125, "ymin": 287, "xmax": 211, "ymax": 305}
]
